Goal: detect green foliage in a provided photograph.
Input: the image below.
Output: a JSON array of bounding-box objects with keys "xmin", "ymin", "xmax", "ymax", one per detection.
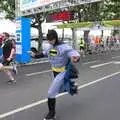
[
  {"xmin": 100, "ymin": 0, "xmax": 120, "ymax": 20},
  {"xmin": 67, "ymin": 0, "xmax": 120, "ymax": 22},
  {"xmin": 0, "ymin": 0, "xmax": 15, "ymax": 20}
]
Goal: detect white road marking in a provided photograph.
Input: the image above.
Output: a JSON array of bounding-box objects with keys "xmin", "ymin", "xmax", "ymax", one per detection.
[
  {"xmin": 90, "ymin": 61, "xmax": 113, "ymax": 68},
  {"xmin": 26, "ymin": 60, "xmax": 99, "ymax": 77},
  {"xmin": 26, "ymin": 70, "xmax": 52, "ymax": 76},
  {"xmin": 0, "ymin": 71, "xmax": 120, "ymax": 119},
  {"xmin": 25, "ymin": 60, "xmax": 49, "ymax": 65},
  {"xmin": 113, "ymin": 61, "xmax": 120, "ymax": 64},
  {"xmin": 112, "ymin": 56, "xmax": 120, "ymax": 59},
  {"xmin": 83, "ymin": 60, "xmax": 99, "ymax": 65}
]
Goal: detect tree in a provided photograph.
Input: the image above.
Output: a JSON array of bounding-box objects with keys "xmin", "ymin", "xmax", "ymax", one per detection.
[
  {"xmin": 68, "ymin": 2, "xmax": 102, "ymax": 42},
  {"xmin": 30, "ymin": 13, "xmax": 45, "ymax": 51},
  {"xmin": 102, "ymin": 0, "xmax": 120, "ymax": 20},
  {"xmin": 102, "ymin": 0, "xmax": 120, "ymax": 35},
  {"xmin": 68, "ymin": 0, "xmax": 120, "ymax": 41},
  {"xmin": 0, "ymin": 0, "xmax": 15, "ymax": 20}
]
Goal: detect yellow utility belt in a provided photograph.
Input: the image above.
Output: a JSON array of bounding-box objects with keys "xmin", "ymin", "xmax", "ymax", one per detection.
[{"xmin": 51, "ymin": 67, "xmax": 65, "ymax": 72}]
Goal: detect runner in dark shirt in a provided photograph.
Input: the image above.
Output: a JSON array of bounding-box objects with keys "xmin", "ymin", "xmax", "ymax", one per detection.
[
  {"xmin": 0, "ymin": 32, "xmax": 17, "ymax": 84},
  {"xmin": 2, "ymin": 37, "xmax": 16, "ymax": 65}
]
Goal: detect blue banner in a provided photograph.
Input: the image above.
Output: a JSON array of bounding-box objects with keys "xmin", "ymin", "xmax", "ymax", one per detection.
[{"xmin": 15, "ymin": 17, "xmax": 31, "ymax": 63}]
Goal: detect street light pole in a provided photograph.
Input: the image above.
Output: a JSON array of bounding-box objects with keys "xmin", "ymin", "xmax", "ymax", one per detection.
[{"xmin": 15, "ymin": 0, "xmax": 21, "ymax": 18}]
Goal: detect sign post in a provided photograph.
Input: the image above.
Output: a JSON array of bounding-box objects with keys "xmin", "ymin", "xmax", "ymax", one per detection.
[{"xmin": 15, "ymin": 17, "xmax": 31, "ymax": 63}]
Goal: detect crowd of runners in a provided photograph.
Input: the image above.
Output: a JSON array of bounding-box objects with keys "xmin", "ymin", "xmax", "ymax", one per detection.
[{"xmin": 78, "ymin": 36, "xmax": 120, "ymax": 57}]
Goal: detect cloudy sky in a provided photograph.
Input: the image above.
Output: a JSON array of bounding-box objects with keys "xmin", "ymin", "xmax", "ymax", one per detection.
[{"xmin": 0, "ymin": 19, "xmax": 16, "ymax": 34}]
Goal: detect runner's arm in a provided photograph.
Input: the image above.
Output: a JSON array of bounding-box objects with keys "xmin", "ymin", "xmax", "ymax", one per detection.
[
  {"xmin": 64, "ymin": 44, "xmax": 80, "ymax": 63},
  {"xmin": 9, "ymin": 48, "xmax": 15, "ymax": 59}
]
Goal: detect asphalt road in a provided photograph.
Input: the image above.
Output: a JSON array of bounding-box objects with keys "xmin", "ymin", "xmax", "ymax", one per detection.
[{"xmin": 0, "ymin": 51, "xmax": 120, "ymax": 120}]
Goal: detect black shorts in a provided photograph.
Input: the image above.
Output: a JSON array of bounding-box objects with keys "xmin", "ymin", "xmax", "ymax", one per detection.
[
  {"xmin": 2, "ymin": 59, "xmax": 13, "ymax": 66},
  {"xmin": 53, "ymin": 71, "xmax": 60, "ymax": 78},
  {"xmin": 80, "ymin": 47, "xmax": 85, "ymax": 50}
]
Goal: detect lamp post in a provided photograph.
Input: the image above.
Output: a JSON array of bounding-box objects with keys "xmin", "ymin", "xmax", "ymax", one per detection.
[{"xmin": 15, "ymin": 0, "xmax": 21, "ymax": 18}]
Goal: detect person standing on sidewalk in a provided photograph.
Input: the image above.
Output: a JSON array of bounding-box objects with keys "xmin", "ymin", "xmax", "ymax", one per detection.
[
  {"xmin": 0, "ymin": 32, "xmax": 17, "ymax": 84},
  {"xmin": 29, "ymin": 30, "xmax": 80, "ymax": 120}
]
